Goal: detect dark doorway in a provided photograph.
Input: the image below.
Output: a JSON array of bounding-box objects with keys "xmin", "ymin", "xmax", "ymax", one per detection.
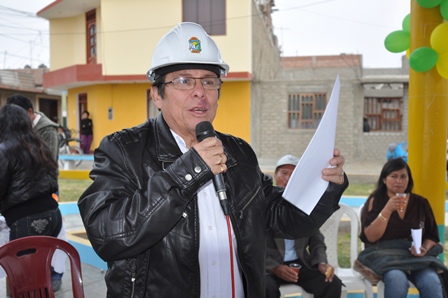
[{"xmin": 39, "ymin": 98, "xmax": 59, "ymax": 124}]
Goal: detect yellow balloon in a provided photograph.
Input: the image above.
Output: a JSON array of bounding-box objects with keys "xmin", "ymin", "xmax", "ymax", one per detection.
[
  {"xmin": 406, "ymin": 48, "xmax": 411, "ymax": 58},
  {"xmin": 430, "ymin": 23, "xmax": 448, "ymax": 53},
  {"xmin": 436, "ymin": 52, "xmax": 448, "ymax": 79}
]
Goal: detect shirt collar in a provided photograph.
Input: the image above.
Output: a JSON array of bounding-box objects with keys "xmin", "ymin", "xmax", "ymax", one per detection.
[
  {"xmin": 32, "ymin": 113, "xmax": 41, "ymax": 127},
  {"xmin": 170, "ymin": 129, "xmax": 188, "ymax": 154}
]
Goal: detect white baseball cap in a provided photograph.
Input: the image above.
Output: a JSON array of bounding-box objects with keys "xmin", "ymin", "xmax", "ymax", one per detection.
[{"xmin": 276, "ymin": 154, "xmax": 299, "ymax": 170}]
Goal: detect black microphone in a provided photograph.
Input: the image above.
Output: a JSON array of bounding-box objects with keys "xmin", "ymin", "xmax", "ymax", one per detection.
[{"xmin": 196, "ymin": 121, "xmax": 229, "ymax": 215}]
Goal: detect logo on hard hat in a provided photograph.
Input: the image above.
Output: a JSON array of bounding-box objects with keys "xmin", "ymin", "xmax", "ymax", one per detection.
[{"xmin": 189, "ymin": 37, "xmax": 202, "ymax": 53}]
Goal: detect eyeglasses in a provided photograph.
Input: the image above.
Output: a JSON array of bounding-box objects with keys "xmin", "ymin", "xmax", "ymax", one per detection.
[{"xmin": 162, "ymin": 77, "xmax": 223, "ymax": 90}]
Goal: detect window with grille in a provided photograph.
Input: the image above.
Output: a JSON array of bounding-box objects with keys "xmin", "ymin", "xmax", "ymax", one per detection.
[
  {"xmin": 86, "ymin": 10, "xmax": 96, "ymax": 64},
  {"xmin": 288, "ymin": 93, "xmax": 327, "ymax": 129},
  {"xmin": 183, "ymin": 0, "xmax": 226, "ymax": 35},
  {"xmin": 364, "ymin": 97, "xmax": 402, "ymax": 131}
]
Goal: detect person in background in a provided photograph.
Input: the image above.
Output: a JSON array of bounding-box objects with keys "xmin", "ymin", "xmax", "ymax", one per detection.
[
  {"xmin": 363, "ymin": 116, "xmax": 371, "ymax": 133},
  {"xmin": 7, "ymin": 94, "xmax": 59, "ymax": 162},
  {"xmin": 358, "ymin": 158, "xmax": 446, "ymax": 298},
  {"xmin": 0, "ymin": 104, "xmax": 63, "ymax": 291},
  {"xmin": 266, "ymin": 155, "xmax": 342, "ymax": 298},
  {"xmin": 6, "ymin": 94, "xmax": 67, "ymax": 292},
  {"xmin": 78, "ymin": 22, "xmax": 348, "ymax": 297},
  {"xmin": 80, "ymin": 110, "xmax": 93, "ymax": 154}
]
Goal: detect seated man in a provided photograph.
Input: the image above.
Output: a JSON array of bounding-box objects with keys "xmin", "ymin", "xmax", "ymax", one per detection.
[{"xmin": 265, "ymin": 155, "xmax": 343, "ymax": 298}]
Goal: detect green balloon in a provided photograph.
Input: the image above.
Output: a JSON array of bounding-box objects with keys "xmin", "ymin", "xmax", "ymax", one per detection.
[
  {"xmin": 409, "ymin": 47, "xmax": 438, "ymax": 72},
  {"xmin": 384, "ymin": 30, "xmax": 410, "ymax": 53},
  {"xmin": 402, "ymin": 14, "xmax": 411, "ymax": 32},
  {"xmin": 441, "ymin": 0, "xmax": 448, "ymax": 20},
  {"xmin": 417, "ymin": 0, "xmax": 442, "ymax": 8}
]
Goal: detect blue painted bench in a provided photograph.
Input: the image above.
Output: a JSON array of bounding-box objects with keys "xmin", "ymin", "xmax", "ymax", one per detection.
[
  {"xmin": 59, "ymin": 154, "xmax": 94, "ymax": 161},
  {"xmin": 59, "ymin": 154, "xmax": 94, "ymax": 170}
]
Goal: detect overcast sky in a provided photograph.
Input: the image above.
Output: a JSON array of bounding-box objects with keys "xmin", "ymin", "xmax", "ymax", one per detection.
[
  {"xmin": 0, "ymin": 0, "xmax": 409, "ymax": 70},
  {"xmin": 0, "ymin": 0, "xmax": 52, "ymax": 69},
  {"xmin": 272, "ymin": 0, "xmax": 410, "ymax": 68}
]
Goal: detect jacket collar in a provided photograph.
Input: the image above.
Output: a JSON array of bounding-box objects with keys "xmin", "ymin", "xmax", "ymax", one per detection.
[
  {"xmin": 154, "ymin": 113, "xmax": 237, "ymax": 169},
  {"xmin": 154, "ymin": 113, "xmax": 183, "ymax": 165}
]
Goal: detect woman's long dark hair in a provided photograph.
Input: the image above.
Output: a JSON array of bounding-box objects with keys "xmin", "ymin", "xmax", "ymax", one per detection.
[
  {"xmin": 0, "ymin": 104, "xmax": 57, "ymax": 173},
  {"xmin": 370, "ymin": 158, "xmax": 414, "ymax": 199}
]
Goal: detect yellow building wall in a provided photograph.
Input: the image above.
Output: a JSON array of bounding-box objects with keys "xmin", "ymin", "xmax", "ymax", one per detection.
[
  {"xmin": 66, "ymin": 81, "xmax": 250, "ymax": 150},
  {"xmin": 214, "ymin": 81, "xmax": 251, "ymax": 142},
  {"xmin": 51, "ymin": 0, "xmax": 253, "ymax": 149},
  {"xmin": 99, "ymin": 1, "xmax": 180, "ymax": 75},
  {"xmin": 50, "ymin": 0, "xmax": 252, "ymax": 76},
  {"xmin": 67, "ymin": 84, "xmax": 149, "ymax": 150},
  {"xmin": 50, "ymin": 16, "xmax": 87, "ymax": 70},
  {"xmin": 215, "ymin": 0, "xmax": 252, "ymax": 74}
]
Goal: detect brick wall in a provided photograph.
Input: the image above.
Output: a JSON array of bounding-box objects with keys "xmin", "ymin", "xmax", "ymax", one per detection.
[{"xmin": 253, "ymin": 55, "xmax": 409, "ymax": 170}]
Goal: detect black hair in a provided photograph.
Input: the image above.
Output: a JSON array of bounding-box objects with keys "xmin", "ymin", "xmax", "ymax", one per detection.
[
  {"xmin": 0, "ymin": 104, "xmax": 57, "ymax": 173},
  {"xmin": 6, "ymin": 94, "xmax": 34, "ymax": 111},
  {"xmin": 151, "ymin": 74, "xmax": 167, "ymax": 99},
  {"xmin": 370, "ymin": 158, "xmax": 414, "ymax": 199}
]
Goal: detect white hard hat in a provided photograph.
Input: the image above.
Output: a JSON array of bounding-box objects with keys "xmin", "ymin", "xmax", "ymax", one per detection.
[
  {"xmin": 147, "ymin": 22, "xmax": 230, "ymax": 82},
  {"xmin": 276, "ymin": 155, "xmax": 299, "ymax": 170}
]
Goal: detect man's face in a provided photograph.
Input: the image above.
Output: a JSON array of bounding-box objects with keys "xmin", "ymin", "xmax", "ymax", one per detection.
[
  {"xmin": 274, "ymin": 164, "xmax": 296, "ymax": 187},
  {"xmin": 152, "ymin": 68, "xmax": 219, "ymax": 143},
  {"xmin": 26, "ymin": 108, "xmax": 35, "ymax": 122}
]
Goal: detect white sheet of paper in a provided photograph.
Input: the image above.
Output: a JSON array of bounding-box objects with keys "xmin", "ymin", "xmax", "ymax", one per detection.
[
  {"xmin": 412, "ymin": 228, "xmax": 422, "ymax": 254},
  {"xmin": 283, "ymin": 76, "xmax": 341, "ymax": 215}
]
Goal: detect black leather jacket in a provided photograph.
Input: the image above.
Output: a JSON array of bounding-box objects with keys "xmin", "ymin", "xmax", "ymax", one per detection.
[
  {"xmin": 0, "ymin": 142, "xmax": 58, "ymax": 226},
  {"xmin": 78, "ymin": 114, "xmax": 347, "ymax": 298}
]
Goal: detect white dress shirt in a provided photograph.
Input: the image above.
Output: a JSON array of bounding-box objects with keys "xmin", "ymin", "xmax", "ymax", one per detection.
[{"xmin": 172, "ymin": 130, "xmax": 244, "ymax": 298}]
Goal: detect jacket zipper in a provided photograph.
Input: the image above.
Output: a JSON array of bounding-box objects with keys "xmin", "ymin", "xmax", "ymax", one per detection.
[
  {"xmin": 130, "ymin": 272, "xmax": 136, "ymax": 297},
  {"xmin": 239, "ymin": 186, "xmax": 261, "ymax": 219}
]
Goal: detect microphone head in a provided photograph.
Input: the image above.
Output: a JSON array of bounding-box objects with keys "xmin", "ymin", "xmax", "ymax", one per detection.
[{"xmin": 196, "ymin": 121, "xmax": 215, "ymax": 142}]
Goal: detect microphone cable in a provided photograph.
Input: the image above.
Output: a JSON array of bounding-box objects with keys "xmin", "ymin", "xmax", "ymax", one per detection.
[
  {"xmin": 195, "ymin": 121, "xmax": 235, "ymax": 297},
  {"xmin": 226, "ymin": 214, "xmax": 236, "ymax": 298}
]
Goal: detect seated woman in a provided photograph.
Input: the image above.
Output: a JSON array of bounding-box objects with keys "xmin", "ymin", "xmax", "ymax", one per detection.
[{"xmin": 358, "ymin": 158, "xmax": 446, "ymax": 298}]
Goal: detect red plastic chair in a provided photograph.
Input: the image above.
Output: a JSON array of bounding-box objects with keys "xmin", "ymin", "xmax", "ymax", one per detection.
[{"xmin": 0, "ymin": 235, "xmax": 84, "ymax": 298}]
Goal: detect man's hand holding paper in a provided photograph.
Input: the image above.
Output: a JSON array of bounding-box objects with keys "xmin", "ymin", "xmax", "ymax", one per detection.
[
  {"xmin": 283, "ymin": 76, "xmax": 347, "ymax": 215},
  {"xmin": 322, "ymin": 149, "xmax": 346, "ymax": 185}
]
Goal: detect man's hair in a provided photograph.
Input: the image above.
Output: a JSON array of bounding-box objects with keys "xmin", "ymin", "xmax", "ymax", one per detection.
[
  {"xmin": 151, "ymin": 74, "xmax": 167, "ymax": 99},
  {"xmin": 7, "ymin": 94, "xmax": 34, "ymax": 111},
  {"xmin": 150, "ymin": 68, "xmax": 221, "ymax": 100}
]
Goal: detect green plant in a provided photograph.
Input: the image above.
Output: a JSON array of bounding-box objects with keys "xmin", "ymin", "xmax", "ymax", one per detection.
[
  {"xmin": 58, "ymin": 179, "xmax": 92, "ymax": 202},
  {"xmin": 337, "ymin": 232, "xmax": 351, "ymax": 267},
  {"xmin": 343, "ymin": 183, "xmax": 375, "ymax": 197}
]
